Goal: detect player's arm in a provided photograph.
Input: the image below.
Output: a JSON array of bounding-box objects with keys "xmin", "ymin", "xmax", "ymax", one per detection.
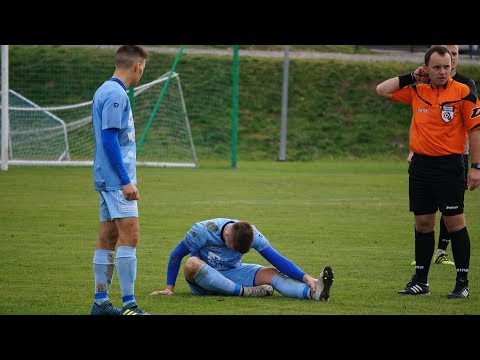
[
  {"xmin": 376, "ymin": 66, "xmax": 426, "ymax": 99},
  {"xmin": 101, "ymin": 128, "xmax": 139, "ymax": 200},
  {"xmin": 150, "ymin": 241, "xmax": 190, "ymax": 296},
  {"xmin": 465, "ymin": 92, "xmax": 480, "ymax": 190},
  {"xmin": 259, "ymin": 246, "xmax": 306, "ymax": 282},
  {"xmin": 468, "ymin": 128, "xmax": 480, "ymax": 191}
]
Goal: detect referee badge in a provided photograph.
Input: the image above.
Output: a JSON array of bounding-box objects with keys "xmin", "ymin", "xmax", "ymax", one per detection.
[{"xmin": 441, "ymin": 105, "xmax": 454, "ymax": 123}]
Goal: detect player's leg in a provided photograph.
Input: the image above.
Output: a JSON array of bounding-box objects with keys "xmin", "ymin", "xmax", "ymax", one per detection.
[
  {"xmin": 399, "ymin": 220, "xmax": 434, "ymax": 296},
  {"xmin": 400, "ymin": 154, "xmax": 435, "ymax": 295},
  {"xmin": 185, "ymin": 257, "xmax": 242, "ymax": 295},
  {"xmin": 409, "ymin": 159, "xmax": 436, "ymax": 286},
  {"xmin": 105, "ymin": 190, "xmax": 148, "ymax": 315},
  {"xmin": 439, "ymin": 155, "xmax": 469, "ymax": 298},
  {"xmin": 255, "ymin": 266, "xmax": 333, "ymax": 301},
  {"xmin": 115, "ymin": 217, "xmax": 148, "ymax": 314},
  {"xmin": 256, "ymin": 267, "xmax": 308, "ymax": 299},
  {"xmin": 185, "ymin": 258, "xmax": 273, "ymax": 297},
  {"xmin": 90, "ymin": 194, "xmax": 121, "ymax": 315},
  {"xmin": 410, "ymin": 222, "xmax": 417, "ymax": 266},
  {"xmin": 443, "ymin": 215, "xmax": 470, "ymax": 298},
  {"xmin": 434, "ymin": 216, "xmax": 454, "ymax": 265},
  {"xmin": 437, "ymin": 216, "xmax": 450, "ymax": 252},
  {"xmin": 437, "ymin": 153, "xmax": 469, "ymax": 267},
  {"xmin": 412, "ymin": 220, "xmax": 435, "ymax": 284}
]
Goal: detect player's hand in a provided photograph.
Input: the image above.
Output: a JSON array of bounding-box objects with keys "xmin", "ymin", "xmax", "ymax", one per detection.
[
  {"xmin": 413, "ymin": 66, "xmax": 429, "ymax": 83},
  {"xmin": 150, "ymin": 288, "xmax": 174, "ymax": 296},
  {"xmin": 407, "ymin": 151, "xmax": 413, "ymax": 164},
  {"xmin": 468, "ymin": 169, "xmax": 480, "ymax": 191},
  {"xmin": 303, "ymin": 274, "xmax": 317, "ymax": 291},
  {"xmin": 123, "ymin": 182, "xmax": 139, "ymax": 201}
]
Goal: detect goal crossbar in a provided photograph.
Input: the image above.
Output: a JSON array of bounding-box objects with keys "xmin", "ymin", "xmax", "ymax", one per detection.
[{"xmin": 1, "ymin": 72, "xmax": 198, "ymax": 168}]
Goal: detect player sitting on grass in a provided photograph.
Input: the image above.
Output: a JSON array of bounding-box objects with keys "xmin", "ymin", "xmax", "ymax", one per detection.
[{"xmin": 150, "ymin": 218, "xmax": 334, "ymax": 301}]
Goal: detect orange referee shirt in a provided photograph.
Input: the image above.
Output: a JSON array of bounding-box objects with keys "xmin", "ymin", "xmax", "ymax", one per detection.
[{"xmin": 392, "ymin": 78, "xmax": 480, "ymax": 156}]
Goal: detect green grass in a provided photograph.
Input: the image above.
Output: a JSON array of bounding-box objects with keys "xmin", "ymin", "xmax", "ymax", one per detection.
[
  {"xmin": 1, "ymin": 160, "xmax": 479, "ymax": 315},
  {"xmin": 3, "ymin": 46, "xmax": 480, "ymax": 318}
]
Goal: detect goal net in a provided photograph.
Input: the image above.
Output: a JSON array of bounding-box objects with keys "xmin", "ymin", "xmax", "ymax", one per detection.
[{"xmin": 2, "ymin": 72, "xmax": 198, "ymax": 168}]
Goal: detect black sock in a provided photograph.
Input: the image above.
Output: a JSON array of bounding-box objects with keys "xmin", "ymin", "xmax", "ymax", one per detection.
[
  {"xmin": 415, "ymin": 230, "xmax": 435, "ymax": 283},
  {"xmin": 438, "ymin": 216, "xmax": 450, "ymax": 251},
  {"xmin": 450, "ymin": 227, "xmax": 470, "ymax": 281}
]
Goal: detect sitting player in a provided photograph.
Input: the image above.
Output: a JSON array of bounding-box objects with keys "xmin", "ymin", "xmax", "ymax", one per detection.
[{"xmin": 151, "ymin": 217, "xmax": 334, "ymax": 301}]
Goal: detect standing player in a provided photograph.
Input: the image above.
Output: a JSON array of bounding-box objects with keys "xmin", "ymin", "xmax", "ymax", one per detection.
[
  {"xmin": 90, "ymin": 45, "xmax": 149, "ymax": 315},
  {"xmin": 377, "ymin": 45, "xmax": 480, "ymax": 298},
  {"xmin": 150, "ymin": 218, "xmax": 334, "ymax": 301},
  {"xmin": 410, "ymin": 45, "xmax": 479, "ymax": 266}
]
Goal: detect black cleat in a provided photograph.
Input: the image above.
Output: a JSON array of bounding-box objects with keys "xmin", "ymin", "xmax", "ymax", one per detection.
[
  {"xmin": 398, "ymin": 275, "xmax": 430, "ymax": 295},
  {"xmin": 447, "ymin": 278, "xmax": 469, "ymax": 299},
  {"xmin": 311, "ymin": 265, "xmax": 334, "ymax": 301}
]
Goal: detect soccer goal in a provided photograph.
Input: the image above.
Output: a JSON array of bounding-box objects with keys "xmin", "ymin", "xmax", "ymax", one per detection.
[{"xmin": 1, "ymin": 71, "xmax": 198, "ymax": 168}]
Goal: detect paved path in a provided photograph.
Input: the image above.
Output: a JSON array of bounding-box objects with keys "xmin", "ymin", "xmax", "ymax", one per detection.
[{"xmin": 68, "ymin": 45, "xmax": 480, "ymax": 64}]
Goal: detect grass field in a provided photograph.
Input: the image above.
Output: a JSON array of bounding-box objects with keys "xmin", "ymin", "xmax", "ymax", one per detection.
[{"xmin": 1, "ymin": 160, "xmax": 480, "ymax": 316}]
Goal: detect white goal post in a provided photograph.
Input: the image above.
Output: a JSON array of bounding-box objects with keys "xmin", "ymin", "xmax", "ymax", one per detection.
[{"xmin": 1, "ymin": 46, "xmax": 198, "ymax": 169}]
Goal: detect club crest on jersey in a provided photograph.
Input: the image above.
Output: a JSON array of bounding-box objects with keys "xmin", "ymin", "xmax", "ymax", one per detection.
[
  {"xmin": 441, "ymin": 105, "xmax": 454, "ymax": 123},
  {"xmin": 206, "ymin": 221, "xmax": 219, "ymax": 232}
]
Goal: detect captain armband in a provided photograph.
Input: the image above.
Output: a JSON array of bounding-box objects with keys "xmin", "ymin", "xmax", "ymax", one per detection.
[{"xmin": 398, "ymin": 73, "xmax": 416, "ymax": 88}]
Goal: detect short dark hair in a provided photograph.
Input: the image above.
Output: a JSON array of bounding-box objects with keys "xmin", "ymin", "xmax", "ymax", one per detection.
[
  {"xmin": 230, "ymin": 221, "xmax": 254, "ymax": 254},
  {"xmin": 115, "ymin": 45, "xmax": 149, "ymax": 69},
  {"xmin": 425, "ymin": 45, "xmax": 452, "ymax": 65}
]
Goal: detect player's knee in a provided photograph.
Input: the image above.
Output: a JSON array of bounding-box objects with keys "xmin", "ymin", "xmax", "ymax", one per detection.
[
  {"xmin": 255, "ymin": 267, "xmax": 279, "ymax": 285},
  {"xmin": 184, "ymin": 257, "xmax": 204, "ymax": 278}
]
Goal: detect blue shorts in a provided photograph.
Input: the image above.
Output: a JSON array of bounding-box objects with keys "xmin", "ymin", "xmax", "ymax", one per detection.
[
  {"xmin": 99, "ymin": 190, "xmax": 138, "ymax": 221},
  {"xmin": 187, "ymin": 263, "xmax": 263, "ymax": 295}
]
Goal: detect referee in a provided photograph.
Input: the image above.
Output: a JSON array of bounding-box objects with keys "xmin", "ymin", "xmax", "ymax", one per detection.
[{"xmin": 376, "ymin": 45, "xmax": 480, "ymax": 298}]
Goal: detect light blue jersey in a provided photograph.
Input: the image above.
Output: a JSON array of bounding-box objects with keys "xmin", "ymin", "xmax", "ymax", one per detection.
[
  {"xmin": 183, "ymin": 218, "xmax": 271, "ymax": 271},
  {"xmin": 92, "ymin": 79, "xmax": 136, "ymax": 191}
]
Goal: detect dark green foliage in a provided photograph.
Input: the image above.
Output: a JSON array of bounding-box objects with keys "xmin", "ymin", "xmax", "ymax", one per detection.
[{"xmin": 7, "ymin": 46, "xmax": 480, "ymax": 161}]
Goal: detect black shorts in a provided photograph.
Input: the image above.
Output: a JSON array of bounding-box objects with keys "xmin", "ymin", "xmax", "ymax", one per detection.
[
  {"xmin": 463, "ymin": 154, "xmax": 469, "ymax": 190},
  {"xmin": 409, "ymin": 153, "xmax": 466, "ymax": 216}
]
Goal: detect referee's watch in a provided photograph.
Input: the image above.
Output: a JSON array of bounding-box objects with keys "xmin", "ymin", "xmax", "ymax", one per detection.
[{"xmin": 471, "ymin": 163, "xmax": 480, "ymax": 170}]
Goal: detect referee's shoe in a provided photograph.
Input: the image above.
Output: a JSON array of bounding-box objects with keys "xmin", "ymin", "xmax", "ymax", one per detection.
[
  {"xmin": 398, "ymin": 275, "xmax": 430, "ymax": 295},
  {"xmin": 447, "ymin": 278, "xmax": 469, "ymax": 299}
]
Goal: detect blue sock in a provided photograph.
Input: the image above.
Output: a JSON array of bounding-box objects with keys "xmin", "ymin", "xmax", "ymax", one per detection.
[
  {"xmin": 93, "ymin": 249, "xmax": 115, "ymax": 305},
  {"xmin": 194, "ymin": 264, "xmax": 242, "ymax": 295},
  {"xmin": 271, "ymin": 273, "xmax": 310, "ymax": 299},
  {"xmin": 116, "ymin": 246, "xmax": 137, "ymax": 307}
]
